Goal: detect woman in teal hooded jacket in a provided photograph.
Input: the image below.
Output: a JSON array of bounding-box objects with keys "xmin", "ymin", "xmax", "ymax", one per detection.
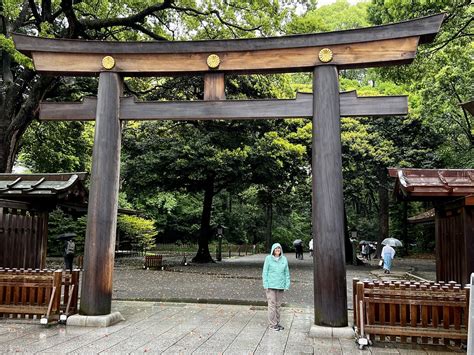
[{"xmin": 262, "ymin": 242, "xmax": 290, "ymax": 331}]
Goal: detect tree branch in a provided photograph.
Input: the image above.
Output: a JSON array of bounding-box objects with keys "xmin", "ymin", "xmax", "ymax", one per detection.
[
  {"xmin": 428, "ymin": 16, "xmax": 473, "ymax": 53},
  {"xmin": 60, "ymin": 0, "xmax": 87, "ymax": 38},
  {"xmin": 128, "ymin": 23, "xmax": 168, "ymax": 41},
  {"xmin": 123, "ymin": 81, "xmax": 164, "ymax": 97},
  {"xmin": 450, "ymin": 81, "xmax": 473, "ymax": 142},
  {"xmin": 28, "ymin": 0, "xmax": 42, "ymax": 26},
  {"xmin": 41, "ymin": 0, "xmax": 52, "ymax": 22},
  {"xmin": 4, "ymin": 69, "xmax": 36, "ymax": 120},
  {"xmin": 79, "ymin": 0, "xmax": 173, "ymax": 31},
  {"xmin": 169, "ymin": 4, "xmax": 262, "ymax": 33},
  {"xmin": 6, "ymin": 75, "xmax": 57, "ymax": 171}
]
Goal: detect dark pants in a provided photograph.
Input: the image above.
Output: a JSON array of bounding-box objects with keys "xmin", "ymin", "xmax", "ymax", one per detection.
[
  {"xmin": 295, "ymin": 245, "xmax": 303, "ymax": 260},
  {"xmin": 64, "ymin": 254, "xmax": 74, "ymax": 271}
]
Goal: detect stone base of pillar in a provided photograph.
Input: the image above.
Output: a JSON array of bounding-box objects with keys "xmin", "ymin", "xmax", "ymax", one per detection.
[
  {"xmin": 309, "ymin": 324, "xmax": 354, "ymax": 339},
  {"xmin": 66, "ymin": 311, "xmax": 124, "ymax": 327}
]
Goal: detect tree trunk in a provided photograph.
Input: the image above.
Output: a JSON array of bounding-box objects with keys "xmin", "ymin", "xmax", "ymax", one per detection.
[
  {"xmin": 192, "ymin": 174, "xmax": 215, "ymax": 263},
  {"xmin": 0, "ymin": 72, "xmax": 56, "ymax": 172},
  {"xmin": 375, "ymin": 169, "xmax": 389, "ymax": 258}
]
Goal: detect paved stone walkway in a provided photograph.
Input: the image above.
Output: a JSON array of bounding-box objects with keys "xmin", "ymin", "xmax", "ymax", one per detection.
[
  {"xmin": 0, "ymin": 301, "xmax": 464, "ymax": 354},
  {"xmin": 1, "ymin": 254, "xmax": 465, "ymax": 354}
]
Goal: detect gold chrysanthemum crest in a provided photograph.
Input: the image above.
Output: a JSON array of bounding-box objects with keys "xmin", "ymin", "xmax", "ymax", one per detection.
[
  {"xmin": 102, "ymin": 56, "xmax": 116, "ymax": 70},
  {"xmin": 206, "ymin": 54, "xmax": 221, "ymax": 69},
  {"xmin": 318, "ymin": 48, "xmax": 333, "ymax": 63}
]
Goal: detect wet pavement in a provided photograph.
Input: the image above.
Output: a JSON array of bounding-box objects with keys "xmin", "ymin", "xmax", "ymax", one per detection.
[{"xmin": 1, "ymin": 253, "xmax": 464, "ymax": 354}]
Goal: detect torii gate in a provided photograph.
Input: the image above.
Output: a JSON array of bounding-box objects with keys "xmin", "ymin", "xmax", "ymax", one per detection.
[{"xmin": 13, "ymin": 13, "xmax": 444, "ymax": 328}]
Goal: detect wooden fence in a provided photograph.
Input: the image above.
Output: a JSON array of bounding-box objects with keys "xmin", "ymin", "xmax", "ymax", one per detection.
[
  {"xmin": 119, "ymin": 243, "xmax": 261, "ymax": 259},
  {"xmin": 0, "ymin": 268, "xmax": 80, "ymax": 324},
  {"xmin": 353, "ymin": 278, "xmax": 470, "ymax": 346},
  {"xmin": 144, "ymin": 255, "xmax": 163, "ymax": 269},
  {"xmin": 0, "ymin": 200, "xmax": 48, "ymax": 269}
]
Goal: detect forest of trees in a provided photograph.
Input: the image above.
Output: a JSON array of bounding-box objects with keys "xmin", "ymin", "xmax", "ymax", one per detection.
[{"xmin": 1, "ymin": 0, "xmax": 472, "ymax": 262}]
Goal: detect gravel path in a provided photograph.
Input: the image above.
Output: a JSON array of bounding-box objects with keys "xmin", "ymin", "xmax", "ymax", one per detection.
[
  {"xmin": 111, "ymin": 253, "xmax": 388, "ymax": 308},
  {"xmin": 47, "ymin": 253, "xmax": 436, "ymax": 308}
]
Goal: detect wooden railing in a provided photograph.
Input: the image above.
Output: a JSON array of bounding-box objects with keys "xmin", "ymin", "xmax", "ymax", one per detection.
[
  {"xmin": 61, "ymin": 270, "xmax": 80, "ymax": 316},
  {"xmin": 353, "ymin": 278, "xmax": 470, "ymax": 347},
  {"xmin": 120, "ymin": 243, "xmax": 262, "ymax": 259},
  {"xmin": 76, "ymin": 255, "xmax": 83, "ymax": 269},
  {"xmin": 144, "ymin": 255, "xmax": 163, "ymax": 269},
  {"xmin": 0, "ymin": 268, "xmax": 80, "ymax": 324}
]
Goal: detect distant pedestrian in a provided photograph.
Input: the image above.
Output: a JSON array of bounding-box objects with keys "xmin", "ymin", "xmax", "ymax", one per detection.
[
  {"xmin": 295, "ymin": 243, "xmax": 304, "ymax": 260},
  {"xmin": 361, "ymin": 244, "xmax": 369, "ymax": 260},
  {"xmin": 262, "ymin": 243, "xmax": 290, "ymax": 331},
  {"xmin": 63, "ymin": 238, "xmax": 75, "ymax": 271},
  {"xmin": 382, "ymin": 244, "xmax": 396, "ymax": 274},
  {"xmin": 309, "ymin": 239, "xmax": 313, "ymax": 257}
]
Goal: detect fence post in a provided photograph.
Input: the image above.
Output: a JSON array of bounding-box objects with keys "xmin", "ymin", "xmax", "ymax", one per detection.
[
  {"xmin": 356, "ymin": 281, "xmax": 364, "ymax": 333},
  {"xmin": 53, "ymin": 270, "xmax": 63, "ymax": 314},
  {"xmin": 468, "ymin": 273, "xmax": 473, "ymax": 354},
  {"xmin": 352, "ymin": 278, "xmax": 359, "ymax": 327}
]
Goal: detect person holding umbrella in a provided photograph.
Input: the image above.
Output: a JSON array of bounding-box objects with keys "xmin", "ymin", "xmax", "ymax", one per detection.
[
  {"xmin": 358, "ymin": 240, "xmax": 370, "ymax": 260},
  {"xmin": 58, "ymin": 233, "xmax": 76, "ymax": 271},
  {"xmin": 381, "ymin": 238, "xmax": 401, "ymax": 274},
  {"xmin": 293, "ymin": 239, "xmax": 303, "ymax": 260}
]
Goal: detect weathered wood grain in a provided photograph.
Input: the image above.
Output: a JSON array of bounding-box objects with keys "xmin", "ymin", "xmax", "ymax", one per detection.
[
  {"xmin": 39, "ymin": 91, "xmax": 408, "ymax": 121},
  {"xmin": 312, "ymin": 66, "xmax": 347, "ymax": 327},
  {"xmin": 204, "ymin": 73, "xmax": 225, "ymax": 100},
  {"xmin": 353, "ymin": 279, "xmax": 469, "ymax": 345},
  {"xmin": 27, "ymin": 38, "xmax": 420, "ymax": 75},
  {"xmin": 80, "ymin": 72, "xmax": 122, "ymax": 316}
]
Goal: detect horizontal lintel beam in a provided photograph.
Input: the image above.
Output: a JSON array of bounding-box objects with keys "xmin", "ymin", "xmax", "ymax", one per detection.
[
  {"xmin": 13, "ymin": 14, "xmax": 444, "ymax": 75},
  {"xmin": 28, "ymin": 38, "xmax": 419, "ymax": 75},
  {"xmin": 40, "ymin": 91, "xmax": 407, "ymax": 121}
]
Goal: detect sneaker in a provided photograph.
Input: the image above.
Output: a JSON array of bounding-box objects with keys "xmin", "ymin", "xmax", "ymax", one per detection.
[
  {"xmin": 269, "ymin": 326, "xmax": 281, "ymax": 331},
  {"xmin": 277, "ymin": 325, "xmax": 285, "ymax": 330}
]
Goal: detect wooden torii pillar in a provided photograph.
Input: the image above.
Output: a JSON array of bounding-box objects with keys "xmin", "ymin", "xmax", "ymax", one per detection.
[{"xmin": 13, "ymin": 13, "xmax": 444, "ymax": 325}]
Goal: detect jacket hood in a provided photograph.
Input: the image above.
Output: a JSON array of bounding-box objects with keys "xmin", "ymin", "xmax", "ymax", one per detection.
[{"xmin": 270, "ymin": 243, "xmax": 284, "ymax": 256}]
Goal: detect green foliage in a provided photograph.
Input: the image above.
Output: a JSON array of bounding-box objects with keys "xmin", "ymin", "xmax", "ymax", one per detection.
[
  {"xmin": 0, "ymin": 35, "xmax": 33, "ymax": 69},
  {"xmin": 367, "ymin": 0, "xmax": 473, "ymax": 167},
  {"xmin": 286, "ymin": 0, "xmax": 370, "ymax": 34},
  {"xmin": 20, "ymin": 121, "xmax": 93, "ymax": 173},
  {"xmin": 117, "ymin": 215, "xmax": 157, "ymax": 251}
]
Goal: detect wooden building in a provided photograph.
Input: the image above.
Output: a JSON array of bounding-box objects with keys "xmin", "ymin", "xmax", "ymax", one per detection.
[
  {"xmin": 389, "ymin": 168, "xmax": 474, "ymax": 285},
  {"xmin": 0, "ymin": 173, "xmax": 88, "ymax": 269}
]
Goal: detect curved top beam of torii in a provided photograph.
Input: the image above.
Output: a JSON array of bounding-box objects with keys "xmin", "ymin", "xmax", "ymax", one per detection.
[{"xmin": 13, "ymin": 13, "xmax": 444, "ymax": 76}]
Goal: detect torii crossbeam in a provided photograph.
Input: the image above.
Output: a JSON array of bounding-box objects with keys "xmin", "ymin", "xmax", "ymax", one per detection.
[
  {"xmin": 39, "ymin": 91, "xmax": 407, "ymax": 121},
  {"xmin": 13, "ymin": 13, "xmax": 444, "ymax": 329}
]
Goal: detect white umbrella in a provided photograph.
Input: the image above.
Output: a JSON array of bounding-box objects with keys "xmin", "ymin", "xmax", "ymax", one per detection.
[{"xmin": 381, "ymin": 238, "xmax": 403, "ymax": 247}]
